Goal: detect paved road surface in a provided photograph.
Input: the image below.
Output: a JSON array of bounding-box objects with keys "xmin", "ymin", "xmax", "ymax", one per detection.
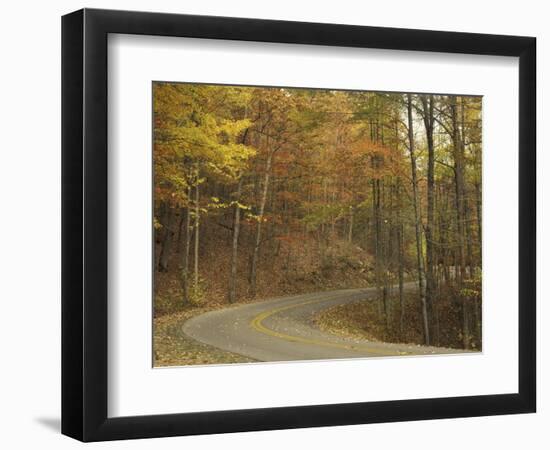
[{"xmin": 183, "ymin": 285, "xmax": 464, "ymax": 362}]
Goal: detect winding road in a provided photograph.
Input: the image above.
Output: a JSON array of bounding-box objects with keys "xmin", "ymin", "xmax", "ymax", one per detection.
[{"xmin": 183, "ymin": 285, "xmax": 463, "ymax": 362}]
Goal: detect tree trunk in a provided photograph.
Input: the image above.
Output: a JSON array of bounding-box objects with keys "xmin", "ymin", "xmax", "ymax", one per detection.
[
  {"xmin": 158, "ymin": 207, "xmax": 175, "ymax": 272},
  {"xmin": 348, "ymin": 206, "xmax": 354, "ymax": 243},
  {"xmin": 228, "ymin": 178, "xmax": 243, "ymax": 303},
  {"xmin": 451, "ymin": 95, "xmax": 469, "ymax": 349},
  {"xmin": 249, "ymin": 149, "xmax": 273, "ymax": 297},
  {"xmin": 475, "ymin": 180, "xmax": 482, "ymax": 262},
  {"xmin": 381, "ymin": 182, "xmax": 390, "ymax": 334},
  {"xmin": 193, "ymin": 167, "xmax": 200, "ymax": 294},
  {"xmin": 420, "ymin": 95, "xmax": 437, "ymax": 342},
  {"xmin": 181, "ymin": 188, "xmax": 192, "ymax": 304},
  {"xmin": 395, "ymin": 183, "xmax": 405, "ymax": 337},
  {"xmin": 176, "ymin": 209, "xmax": 185, "ymax": 250},
  {"xmin": 407, "ymin": 94, "xmax": 430, "ymax": 345},
  {"xmin": 398, "ymin": 223, "xmax": 405, "ymax": 336},
  {"xmin": 373, "ymin": 174, "xmax": 384, "ymax": 318}
]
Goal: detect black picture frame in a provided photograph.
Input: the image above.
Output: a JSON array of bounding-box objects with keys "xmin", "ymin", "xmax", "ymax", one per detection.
[{"xmin": 61, "ymin": 8, "xmax": 536, "ymax": 442}]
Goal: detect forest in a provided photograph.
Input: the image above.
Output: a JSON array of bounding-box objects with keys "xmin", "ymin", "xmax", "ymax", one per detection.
[{"xmin": 153, "ymin": 82, "xmax": 482, "ymax": 361}]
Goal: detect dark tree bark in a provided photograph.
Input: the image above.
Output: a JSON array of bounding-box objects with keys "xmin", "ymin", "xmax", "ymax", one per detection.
[
  {"xmin": 450, "ymin": 95, "xmax": 470, "ymax": 349},
  {"xmin": 407, "ymin": 94, "xmax": 430, "ymax": 345},
  {"xmin": 420, "ymin": 94, "xmax": 437, "ymax": 342},
  {"xmin": 398, "ymin": 221, "xmax": 405, "ymax": 337},
  {"xmin": 475, "ymin": 180, "xmax": 482, "ymax": 259},
  {"xmin": 193, "ymin": 166, "xmax": 200, "ymax": 295},
  {"xmin": 181, "ymin": 188, "xmax": 192, "ymax": 304},
  {"xmin": 158, "ymin": 207, "xmax": 175, "ymax": 272},
  {"xmin": 228, "ymin": 178, "xmax": 243, "ymax": 303}
]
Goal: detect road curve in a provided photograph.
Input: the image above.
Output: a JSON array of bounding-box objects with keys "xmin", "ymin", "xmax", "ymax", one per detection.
[{"xmin": 182, "ymin": 285, "xmax": 464, "ymax": 362}]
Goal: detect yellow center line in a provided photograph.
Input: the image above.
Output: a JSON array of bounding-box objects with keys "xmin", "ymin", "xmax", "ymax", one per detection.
[{"xmin": 249, "ymin": 294, "xmax": 408, "ymax": 357}]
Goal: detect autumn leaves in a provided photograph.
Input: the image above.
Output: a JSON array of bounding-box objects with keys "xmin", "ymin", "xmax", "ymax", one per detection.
[{"xmin": 153, "ymin": 83, "xmax": 482, "ymax": 349}]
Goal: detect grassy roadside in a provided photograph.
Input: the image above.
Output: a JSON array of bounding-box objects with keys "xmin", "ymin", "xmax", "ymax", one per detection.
[
  {"xmin": 314, "ymin": 292, "xmax": 474, "ymax": 350},
  {"xmin": 314, "ymin": 299, "xmax": 383, "ymax": 343},
  {"xmin": 153, "ymin": 306, "xmax": 255, "ymax": 367}
]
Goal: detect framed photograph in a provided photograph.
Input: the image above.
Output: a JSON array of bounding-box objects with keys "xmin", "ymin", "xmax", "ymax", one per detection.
[{"xmin": 61, "ymin": 8, "xmax": 536, "ymax": 441}]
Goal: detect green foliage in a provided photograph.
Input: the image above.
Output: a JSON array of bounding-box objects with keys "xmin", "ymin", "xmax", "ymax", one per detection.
[
  {"xmin": 460, "ymin": 274, "xmax": 482, "ymax": 301},
  {"xmin": 188, "ymin": 277, "xmax": 207, "ymax": 306},
  {"xmin": 301, "ymin": 204, "xmax": 347, "ymax": 231}
]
